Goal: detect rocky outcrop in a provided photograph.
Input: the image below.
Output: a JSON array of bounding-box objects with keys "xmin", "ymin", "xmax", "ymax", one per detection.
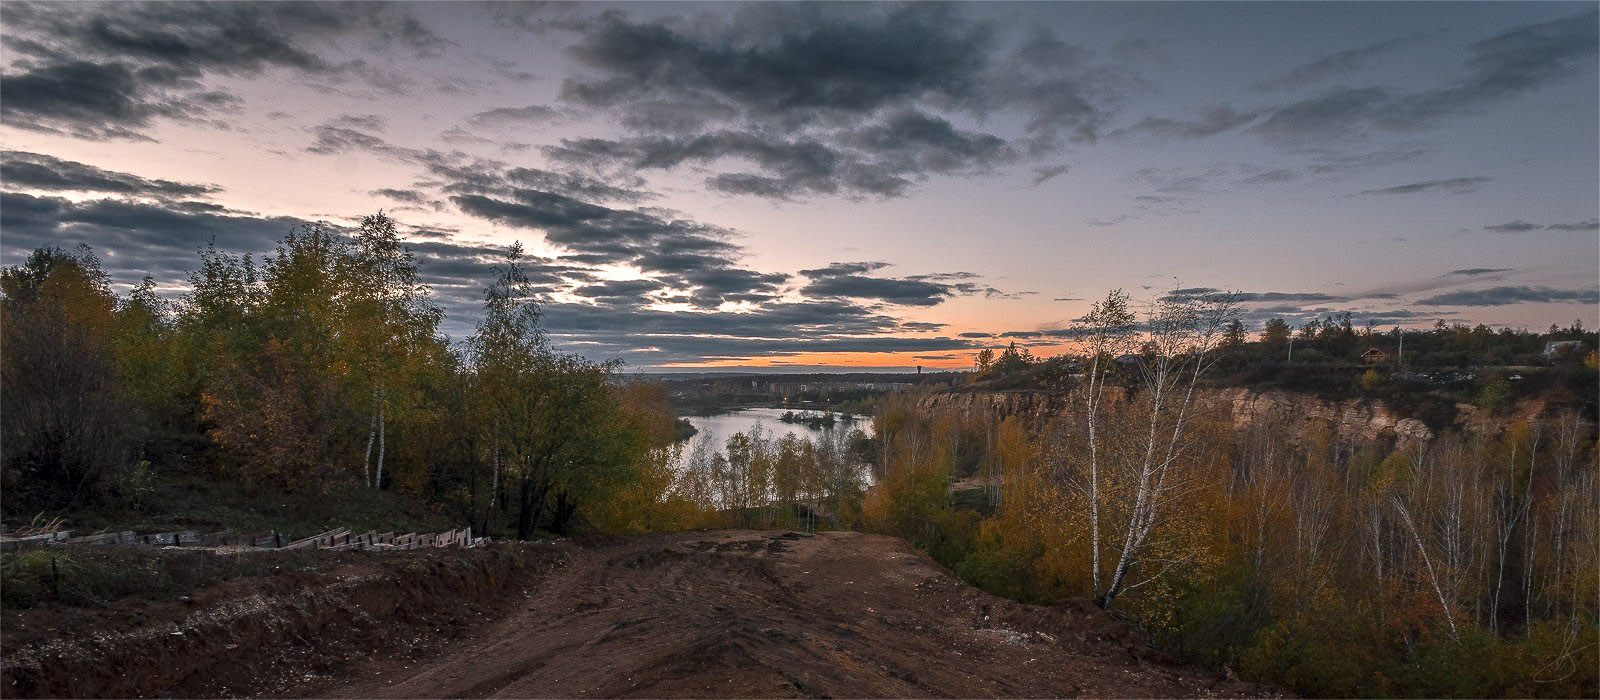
[
  {"xmin": 917, "ymin": 386, "xmax": 1438, "ymax": 445},
  {"xmin": 1214, "ymin": 387, "xmax": 1433, "ymax": 443}
]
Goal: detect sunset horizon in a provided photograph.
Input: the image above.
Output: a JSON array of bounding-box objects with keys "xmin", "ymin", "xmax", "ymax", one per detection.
[{"xmin": 3, "ymin": 1, "xmax": 1595, "ymax": 371}]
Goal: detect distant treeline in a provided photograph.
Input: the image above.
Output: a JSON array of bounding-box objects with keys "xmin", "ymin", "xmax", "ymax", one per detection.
[
  {"xmin": 969, "ymin": 310, "xmax": 1598, "ymax": 403},
  {"xmin": 0, "ymin": 214, "xmax": 689, "ymax": 539}
]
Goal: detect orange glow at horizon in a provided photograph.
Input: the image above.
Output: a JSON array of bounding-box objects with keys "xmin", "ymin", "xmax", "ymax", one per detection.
[{"xmin": 656, "ymin": 342, "xmax": 1084, "ymax": 370}]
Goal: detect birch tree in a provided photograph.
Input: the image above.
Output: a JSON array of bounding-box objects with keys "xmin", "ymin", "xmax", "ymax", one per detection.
[
  {"xmin": 345, "ymin": 212, "xmax": 439, "ymax": 489},
  {"xmin": 1075, "ymin": 289, "xmax": 1136, "ymax": 602},
  {"xmin": 1092, "ymin": 288, "xmax": 1238, "ymax": 609}
]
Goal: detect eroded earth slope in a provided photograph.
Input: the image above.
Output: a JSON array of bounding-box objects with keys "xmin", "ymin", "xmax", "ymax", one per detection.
[{"xmin": 318, "ymin": 530, "xmax": 1269, "ymax": 698}]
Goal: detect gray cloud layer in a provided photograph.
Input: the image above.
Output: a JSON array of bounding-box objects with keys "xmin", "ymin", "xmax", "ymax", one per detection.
[
  {"xmin": 1417, "ymin": 285, "xmax": 1600, "ymax": 307},
  {"xmin": 2, "ymin": 150, "xmax": 220, "ymax": 197},
  {"xmin": 0, "ymin": 2, "xmax": 442, "ymax": 139},
  {"xmin": 1484, "ymin": 219, "xmax": 1600, "ymax": 233},
  {"xmin": 536, "ymin": 4, "xmax": 1129, "ymax": 200},
  {"xmin": 1121, "ymin": 10, "xmax": 1596, "ymax": 147}
]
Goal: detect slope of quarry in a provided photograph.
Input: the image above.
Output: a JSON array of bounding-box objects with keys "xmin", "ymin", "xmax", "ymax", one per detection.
[
  {"xmin": 4, "ymin": 530, "xmax": 1276, "ymax": 698},
  {"xmin": 317, "ymin": 530, "xmax": 1269, "ymax": 698}
]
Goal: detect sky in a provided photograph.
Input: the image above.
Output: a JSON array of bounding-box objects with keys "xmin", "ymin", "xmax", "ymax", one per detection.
[{"xmin": 1, "ymin": 1, "xmax": 1596, "ymax": 371}]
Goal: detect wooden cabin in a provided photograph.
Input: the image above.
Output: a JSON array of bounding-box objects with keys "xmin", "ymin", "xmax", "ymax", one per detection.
[{"xmin": 1361, "ymin": 348, "xmax": 1388, "ymax": 364}]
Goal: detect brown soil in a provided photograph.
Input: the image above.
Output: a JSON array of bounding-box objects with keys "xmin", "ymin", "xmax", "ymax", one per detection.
[
  {"xmin": 315, "ymin": 530, "xmax": 1273, "ymax": 698},
  {"xmin": 2, "ymin": 543, "xmax": 572, "ymax": 698},
  {"xmin": 4, "ymin": 531, "xmax": 1275, "ymax": 698}
]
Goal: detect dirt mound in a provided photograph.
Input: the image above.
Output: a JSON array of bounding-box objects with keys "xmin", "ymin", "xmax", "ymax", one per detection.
[
  {"xmin": 2, "ymin": 543, "xmax": 571, "ymax": 698},
  {"xmin": 319, "ymin": 531, "xmax": 1273, "ymax": 698}
]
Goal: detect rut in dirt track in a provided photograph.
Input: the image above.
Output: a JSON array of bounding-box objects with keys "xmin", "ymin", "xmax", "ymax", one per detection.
[{"xmin": 322, "ymin": 530, "xmax": 1270, "ymax": 698}]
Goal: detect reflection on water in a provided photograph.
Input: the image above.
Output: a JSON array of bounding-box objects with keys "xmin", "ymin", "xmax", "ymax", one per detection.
[
  {"xmin": 672, "ymin": 407, "xmax": 875, "ymax": 485},
  {"xmin": 680, "ymin": 407, "xmax": 873, "ymax": 447}
]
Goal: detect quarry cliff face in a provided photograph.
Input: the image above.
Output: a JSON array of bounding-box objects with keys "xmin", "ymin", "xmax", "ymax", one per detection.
[{"xmin": 916, "ymin": 387, "xmax": 1439, "ymax": 444}]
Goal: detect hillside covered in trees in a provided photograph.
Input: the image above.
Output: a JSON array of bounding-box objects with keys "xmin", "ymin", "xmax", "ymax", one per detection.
[
  {"xmin": 3, "ymin": 221, "xmax": 1595, "ymax": 699},
  {"xmin": 0, "ymin": 214, "xmax": 709, "ymax": 539},
  {"xmin": 861, "ymin": 291, "xmax": 1597, "ymax": 698}
]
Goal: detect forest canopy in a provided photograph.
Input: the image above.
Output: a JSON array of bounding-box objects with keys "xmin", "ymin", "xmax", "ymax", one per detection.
[{"xmin": 0, "ymin": 215, "xmax": 678, "ymax": 538}]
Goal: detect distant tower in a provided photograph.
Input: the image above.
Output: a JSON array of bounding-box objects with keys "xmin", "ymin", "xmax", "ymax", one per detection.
[{"xmin": 917, "ymin": 365, "xmax": 922, "ymax": 375}]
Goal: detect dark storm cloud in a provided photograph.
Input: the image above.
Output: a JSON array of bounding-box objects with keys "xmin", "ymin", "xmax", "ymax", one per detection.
[
  {"xmin": 801, "ymin": 275, "xmax": 953, "ymax": 307},
  {"xmin": 1254, "ymin": 33, "xmax": 1429, "ymax": 92},
  {"xmin": 1035, "ymin": 327, "xmax": 1097, "ymax": 340},
  {"xmin": 371, "ymin": 188, "xmax": 431, "ymax": 205},
  {"xmin": 503, "ymin": 167, "xmax": 651, "ymax": 204},
  {"xmin": 1485, "ymin": 218, "xmax": 1600, "ymax": 233},
  {"xmin": 845, "ymin": 110, "xmax": 1016, "ymax": 173},
  {"xmin": 1448, "ymin": 268, "xmax": 1513, "ymax": 276},
  {"xmin": 0, "ymin": 2, "xmax": 444, "ymax": 138},
  {"xmin": 808, "ymin": 262, "xmax": 889, "ymax": 276},
  {"xmin": 539, "ymin": 299, "xmax": 940, "ymax": 340},
  {"xmin": 1231, "ymin": 305, "xmax": 1457, "ymax": 330},
  {"xmin": 0, "ymin": 190, "xmax": 302, "ymax": 283},
  {"xmin": 560, "ymin": 5, "xmax": 995, "ymax": 121},
  {"xmin": 0, "ymin": 60, "xmax": 207, "ymax": 140},
  {"xmin": 1354, "ymin": 177, "xmax": 1490, "ymax": 196},
  {"xmin": 907, "ymin": 271, "xmax": 981, "ymax": 282},
  {"xmin": 409, "ymin": 239, "xmax": 590, "ymax": 291},
  {"xmin": 549, "ymin": 4, "xmax": 1127, "ymax": 199},
  {"xmin": 451, "ymin": 188, "xmax": 735, "ymax": 264},
  {"xmin": 543, "ymin": 330, "xmax": 975, "ymax": 365},
  {"xmin": 666, "ymin": 267, "xmax": 789, "ymax": 308},
  {"xmin": 305, "ymin": 118, "xmax": 425, "ymax": 158},
  {"xmin": 1237, "ymin": 292, "xmax": 1351, "ymax": 303},
  {"xmin": 571, "ymin": 278, "xmax": 666, "ymax": 304},
  {"xmin": 403, "ymin": 235, "xmax": 960, "ymax": 356},
  {"xmin": 299, "ymin": 121, "xmax": 656, "ymax": 206},
  {"xmin": 548, "ymin": 127, "xmax": 992, "ymax": 200},
  {"xmin": 799, "ymin": 261, "xmax": 990, "ymax": 307},
  {"xmin": 447, "ymin": 184, "xmax": 800, "ymax": 310},
  {"xmin": 1, "ymin": 151, "xmax": 219, "ymax": 198},
  {"xmin": 1416, "ymin": 286, "xmax": 1600, "ymax": 307},
  {"xmin": 466, "ymin": 104, "xmax": 562, "ymax": 128},
  {"xmin": 0, "ymin": 189, "xmax": 579, "ymax": 342},
  {"xmin": 1161, "ymin": 288, "xmax": 1354, "ymax": 305}
]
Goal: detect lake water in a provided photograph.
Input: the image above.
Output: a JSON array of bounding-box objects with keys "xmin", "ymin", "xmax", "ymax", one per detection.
[
  {"xmin": 679, "ymin": 407, "xmax": 874, "ymax": 448},
  {"xmin": 672, "ymin": 407, "xmax": 879, "ymax": 495}
]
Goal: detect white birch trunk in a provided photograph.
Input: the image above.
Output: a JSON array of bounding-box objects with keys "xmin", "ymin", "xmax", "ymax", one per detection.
[
  {"xmin": 363, "ymin": 393, "xmax": 378, "ymax": 487},
  {"xmin": 1392, "ymin": 495, "xmax": 1459, "ymax": 641},
  {"xmin": 1085, "ymin": 351, "xmax": 1104, "ymax": 600},
  {"xmin": 491, "ymin": 415, "xmax": 501, "ymax": 510},
  {"xmin": 375, "ymin": 397, "xmax": 386, "ymax": 490}
]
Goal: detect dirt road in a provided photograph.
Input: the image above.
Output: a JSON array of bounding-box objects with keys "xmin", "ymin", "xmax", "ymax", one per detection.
[{"xmin": 320, "ymin": 530, "xmax": 1267, "ymax": 698}]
